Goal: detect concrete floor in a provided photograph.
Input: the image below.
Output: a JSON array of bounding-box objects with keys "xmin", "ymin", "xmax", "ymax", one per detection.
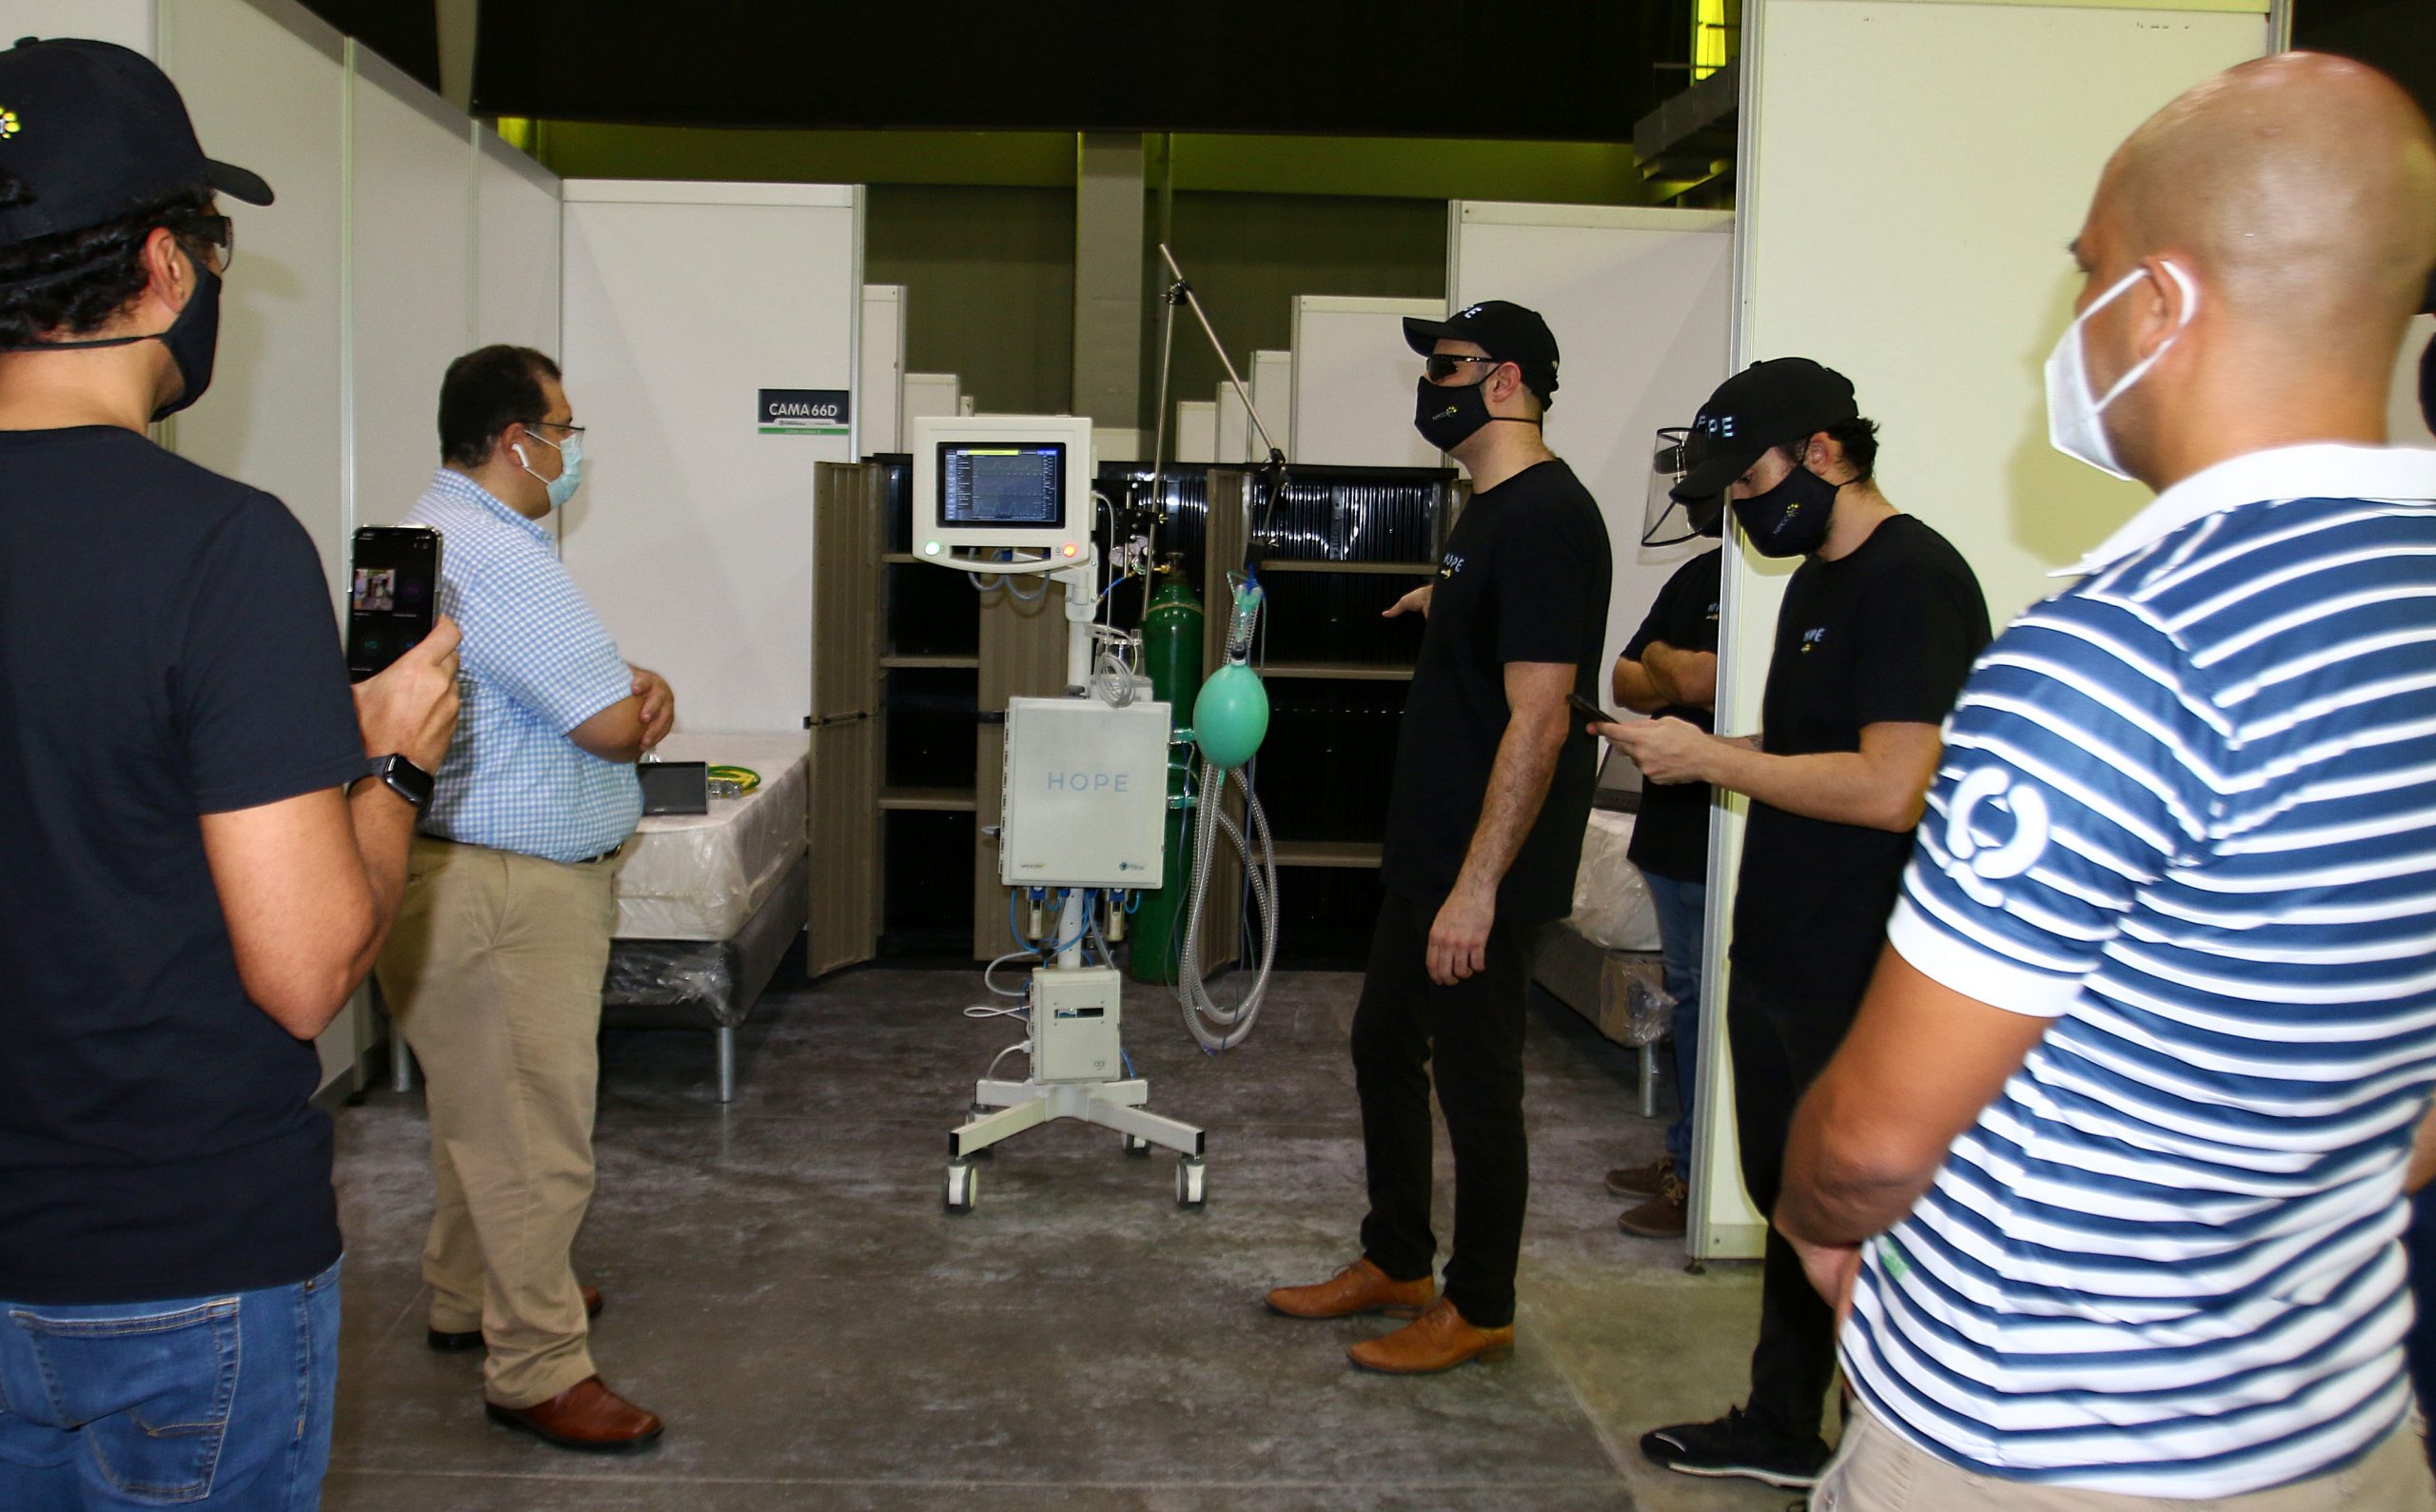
[{"xmin": 324, "ymin": 965, "xmax": 1802, "ymax": 1511}]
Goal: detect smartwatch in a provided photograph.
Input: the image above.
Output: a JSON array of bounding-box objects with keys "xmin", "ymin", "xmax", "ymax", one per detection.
[{"xmin": 363, "ymin": 753, "xmax": 434, "ymax": 810}]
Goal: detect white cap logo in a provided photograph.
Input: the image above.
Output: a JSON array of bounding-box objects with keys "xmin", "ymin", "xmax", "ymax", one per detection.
[{"xmin": 1941, "ymin": 767, "xmax": 2051, "ymax": 906}]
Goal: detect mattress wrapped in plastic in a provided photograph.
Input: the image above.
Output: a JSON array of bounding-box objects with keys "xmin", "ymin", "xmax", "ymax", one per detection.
[
  {"xmin": 614, "ymin": 732, "xmax": 809, "ymax": 942},
  {"xmin": 1568, "ymin": 810, "xmax": 1662, "ymax": 953},
  {"xmin": 603, "ymin": 854, "xmax": 810, "ymax": 1030}
]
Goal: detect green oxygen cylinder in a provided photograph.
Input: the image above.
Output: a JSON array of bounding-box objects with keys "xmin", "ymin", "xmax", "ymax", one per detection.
[{"xmin": 1128, "ymin": 561, "xmax": 1205, "ymax": 985}]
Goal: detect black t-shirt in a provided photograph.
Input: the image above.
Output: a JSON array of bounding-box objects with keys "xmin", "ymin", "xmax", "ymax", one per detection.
[
  {"xmin": 1732, "ymin": 514, "xmax": 1990, "ymax": 1008},
  {"xmin": 1622, "ymin": 548, "xmax": 1722, "ymax": 883},
  {"xmin": 1382, "ymin": 459, "xmax": 1612, "ymax": 926},
  {"xmin": 0, "ymin": 427, "xmax": 365, "ymax": 1304}
]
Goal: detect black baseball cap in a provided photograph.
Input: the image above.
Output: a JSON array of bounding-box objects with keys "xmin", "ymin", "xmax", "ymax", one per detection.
[
  {"xmin": 1403, "ymin": 300, "xmax": 1561, "ymax": 405},
  {"xmin": 0, "ymin": 36, "xmax": 272, "ymax": 249},
  {"xmin": 1673, "ymin": 357, "xmax": 1859, "ymax": 501}
]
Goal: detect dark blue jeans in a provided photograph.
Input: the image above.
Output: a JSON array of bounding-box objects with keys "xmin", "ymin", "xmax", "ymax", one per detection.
[
  {"xmin": 1643, "ymin": 872, "xmax": 1708, "ymax": 1168},
  {"xmin": 0, "ymin": 1258, "xmax": 339, "ymax": 1510}
]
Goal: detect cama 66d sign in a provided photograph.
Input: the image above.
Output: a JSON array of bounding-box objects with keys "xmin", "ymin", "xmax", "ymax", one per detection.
[{"xmin": 757, "ymin": 387, "xmax": 850, "ymax": 436}]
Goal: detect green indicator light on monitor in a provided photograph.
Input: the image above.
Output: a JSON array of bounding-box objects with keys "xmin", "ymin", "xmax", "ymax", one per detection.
[{"xmin": 924, "ymin": 540, "xmax": 942, "ymax": 556}]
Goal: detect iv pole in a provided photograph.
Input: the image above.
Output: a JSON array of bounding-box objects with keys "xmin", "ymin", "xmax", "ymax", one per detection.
[{"xmin": 1142, "ymin": 243, "xmax": 1292, "ymax": 597}]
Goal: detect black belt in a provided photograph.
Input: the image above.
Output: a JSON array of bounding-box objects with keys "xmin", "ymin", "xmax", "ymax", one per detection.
[{"xmin": 422, "ymin": 835, "xmax": 623, "ymax": 866}]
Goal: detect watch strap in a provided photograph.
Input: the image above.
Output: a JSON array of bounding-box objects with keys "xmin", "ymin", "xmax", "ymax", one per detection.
[{"xmin": 369, "ymin": 753, "xmax": 434, "ymax": 810}]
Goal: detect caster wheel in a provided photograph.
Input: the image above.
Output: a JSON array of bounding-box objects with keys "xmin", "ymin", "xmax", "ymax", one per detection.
[
  {"xmin": 1124, "ymin": 1134, "xmax": 1152, "ymax": 1158},
  {"xmin": 1175, "ymin": 1156, "xmax": 1207, "ymax": 1210},
  {"xmin": 944, "ymin": 1159, "xmax": 976, "ymax": 1214}
]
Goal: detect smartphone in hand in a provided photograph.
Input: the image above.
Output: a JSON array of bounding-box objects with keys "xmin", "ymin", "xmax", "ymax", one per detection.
[
  {"xmin": 1568, "ymin": 692, "xmax": 1620, "ymax": 728},
  {"xmin": 346, "ymin": 526, "xmax": 442, "ymax": 683}
]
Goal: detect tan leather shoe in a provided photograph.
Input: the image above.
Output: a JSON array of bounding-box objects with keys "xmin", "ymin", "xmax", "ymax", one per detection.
[
  {"xmin": 428, "ymin": 1285, "xmax": 603, "ymax": 1352},
  {"xmin": 485, "ymin": 1375, "xmax": 662, "ymax": 1452},
  {"xmin": 1346, "ymin": 1298, "xmax": 1515, "ymax": 1374},
  {"xmin": 1265, "ymin": 1258, "xmax": 1435, "ymax": 1320}
]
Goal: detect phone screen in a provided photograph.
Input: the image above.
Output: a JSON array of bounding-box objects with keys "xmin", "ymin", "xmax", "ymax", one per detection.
[{"xmin": 346, "ymin": 527, "xmax": 442, "ymax": 683}]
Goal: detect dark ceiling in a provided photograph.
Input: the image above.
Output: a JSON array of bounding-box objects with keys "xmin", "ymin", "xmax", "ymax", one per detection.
[
  {"xmin": 294, "ymin": 0, "xmax": 2433, "ymax": 150},
  {"xmin": 468, "ymin": 1, "xmax": 1688, "ymax": 141}
]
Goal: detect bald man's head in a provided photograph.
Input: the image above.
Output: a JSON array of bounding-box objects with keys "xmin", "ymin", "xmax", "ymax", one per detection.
[
  {"xmin": 2090, "ymin": 52, "xmax": 2436, "ymax": 361},
  {"xmin": 2063, "ymin": 54, "xmax": 2436, "ymax": 485}
]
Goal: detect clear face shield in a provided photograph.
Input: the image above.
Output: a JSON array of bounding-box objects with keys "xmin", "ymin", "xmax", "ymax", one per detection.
[{"xmin": 1639, "ymin": 427, "xmax": 1724, "ymax": 548}]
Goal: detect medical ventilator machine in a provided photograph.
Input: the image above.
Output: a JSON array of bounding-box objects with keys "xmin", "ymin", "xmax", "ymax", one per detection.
[{"xmin": 911, "ymin": 384, "xmax": 1280, "ymax": 1214}]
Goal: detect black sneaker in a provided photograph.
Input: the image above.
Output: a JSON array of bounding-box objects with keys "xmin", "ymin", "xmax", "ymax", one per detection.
[{"xmin": 1640, "ymin": 1407, "xmax": 1831, "ymax": 1489}]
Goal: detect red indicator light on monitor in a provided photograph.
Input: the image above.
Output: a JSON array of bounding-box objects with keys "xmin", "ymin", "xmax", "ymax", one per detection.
[{"xmin": 1061, "ymin": 543, "xmax": 1078, "ymax": 558}]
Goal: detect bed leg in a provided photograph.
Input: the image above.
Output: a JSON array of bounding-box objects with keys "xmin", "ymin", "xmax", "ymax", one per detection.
[
  {"xmin": 717, "ymin": 1026, "xmax": 737, "ymax": 1104},
  {"xmin": 1639, "ymin": 1043, "xmax": 1657, "ymax": 1121}
]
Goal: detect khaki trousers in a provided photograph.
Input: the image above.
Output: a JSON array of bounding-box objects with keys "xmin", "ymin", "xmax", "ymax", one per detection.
[
  {"xmin": 1815, "ymin": 1399, "xmax": 2436, "ymax": 1512},
  {"xmin": 376, "ymin": 835, "xmax": 619, "ymax": 1409}
]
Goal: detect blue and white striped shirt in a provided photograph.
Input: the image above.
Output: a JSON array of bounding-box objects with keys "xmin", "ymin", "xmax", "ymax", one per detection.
[
  {"xmin": 1851, "ymin": 443, "xmax": 2436, "ymax": 1499},
  {"xmin": 401, "ymin": 470, "xmax": 640, "ymax": 864}
]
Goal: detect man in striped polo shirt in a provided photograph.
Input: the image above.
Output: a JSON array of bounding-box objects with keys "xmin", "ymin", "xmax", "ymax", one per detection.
[
  {"xmin": 1778, "ymin": 54, "xmax": 2436, "ymax": 1507},
  {"xmin": 376, "ymin": 346, "xmax": 675, "ymax": 1452}
]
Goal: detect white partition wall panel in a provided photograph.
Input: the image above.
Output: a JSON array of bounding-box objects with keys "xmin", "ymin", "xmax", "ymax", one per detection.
[
  {"xmin": 902, "ymin": 372, "xmax": 962, "ymax": 422},
  {"xmin": 1247, "ymin": 350, "xmax": 1293, "ymax": 460},
  {"xmin": 474, "ymin": 129, "xmax": 562, "ymax": 359},
  {"xmin": 348, "ymin": 48, "xmax": 473, "ymax": 527},
  {"xmin": 1215, "ymin": 381, "xmax": 1250, "ymax": 462},
  {"xmin": 1173, "ymin": 400, "xmax": 1216, "ymax": 464},
  {"xmin": 157, "ymin": 0, "xmax": 356, "ymax": 1097},
  {"xmin": 159, "ymin": 0, "xmax": 347, "ymax": 599},
  {"xmin": 1692, "ymin": 0, "xmax": 2271, "ymax": 1260},
  {"xmin": 1288, "ymin": 296, "xmax": 1445, "ymax": 470},
  {"xmin": 859, "ymin": 285, "xmax": 907, "ymax": 454},
  {"xmin": 2392, "ymin": 317, "xmax": 2435, "ymax": 448},
  {"xmin": 1449, "ymin": 204, "xmax": 1735, "ymax": 677},
  {"xmin": 2, "ymin": 0, "xmax": 153, "ymax": 49},
  {"xmin": 560, "ymin": 181, "xmax": 862, "ymax": 736}
]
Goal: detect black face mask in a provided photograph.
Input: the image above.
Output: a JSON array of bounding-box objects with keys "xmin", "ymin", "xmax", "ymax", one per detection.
[
  {"xmin": 1415, "ymin": 374, "xmax": 1490, "ymax": 450},
  {"xmin": 144, "ymin": 258, "xmax": 222, "ymax": 420},
  {"xmin": 1413, "ymin": 374, "xmax": 1540, "ymax": 452},
  {"xmin": 0, "ymin": 249, "xmax": 222, "ymax": 421},
  {"xmin": 1731, "ymin": 462, "xmax": 1840, "ymax": 558}
]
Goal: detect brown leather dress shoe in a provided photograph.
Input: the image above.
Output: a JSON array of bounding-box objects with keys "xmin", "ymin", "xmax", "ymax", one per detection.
[
  {"xmin": 1606, "ymin": 1153, "xmax": 1675, "ymax": 1200},
  {"xmin": 484, "ymin": 1376, "xmax": 662, "ymax": 1452},
  {"xmin": 1617, "ymin": 1174, "xmax": 1690, "ymax": 1238},
  {"xmin": 1346, "ymin": 1298, "xmax": 1515, "ymax": 1374},
  {"xmin": 1265, "ymin": 1258, "xmax": 1435, "ymax": 1320},
  {"xmin": 427, "ymin": 1285, "xmax": 604, "ymax": 1352}
]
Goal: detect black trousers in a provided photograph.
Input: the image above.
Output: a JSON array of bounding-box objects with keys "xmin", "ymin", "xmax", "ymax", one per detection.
[
  {"xmin": 1351, "ymin": 888, "xmax": 1532, "ymax": 1329},
  {"xmin": 1728, "ymin": 968, "xmax": 1862, "ymax": 1442}
]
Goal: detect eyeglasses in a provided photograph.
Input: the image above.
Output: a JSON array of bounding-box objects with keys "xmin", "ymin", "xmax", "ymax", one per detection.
[
  {"xmin": 524, "ymin": 419, "xmax": 587, "ymax": 439},
  {"xmin": 1423, "ymin": 354, "xmax": 1501, "ymax": 382}
]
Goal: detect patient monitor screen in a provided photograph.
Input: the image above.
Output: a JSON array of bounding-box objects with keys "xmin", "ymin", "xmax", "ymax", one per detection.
[{"xmin": 939, "ymin": 442, "xmax": 1066, "ymax": 529}]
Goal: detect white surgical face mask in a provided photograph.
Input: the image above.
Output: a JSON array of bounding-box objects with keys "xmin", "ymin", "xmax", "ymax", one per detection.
[{"xmin": 2044, "ymin": 260, "xmax": 2198, "ymax": 481}]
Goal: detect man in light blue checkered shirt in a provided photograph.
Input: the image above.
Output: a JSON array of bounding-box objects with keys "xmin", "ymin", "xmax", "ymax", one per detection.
[{"xmin": 374, "ymin": 345, "xmax": 672, "ymax": 1452}]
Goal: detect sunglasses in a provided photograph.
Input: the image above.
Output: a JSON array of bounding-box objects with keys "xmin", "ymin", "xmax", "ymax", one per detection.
[
  {"xmin": 1423, "ymin": 354, "xmax": 1503, "ymax": 382},
  {"xmin": 181, "ymin": 213, "xmax": 235, "ymax": 272}
]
